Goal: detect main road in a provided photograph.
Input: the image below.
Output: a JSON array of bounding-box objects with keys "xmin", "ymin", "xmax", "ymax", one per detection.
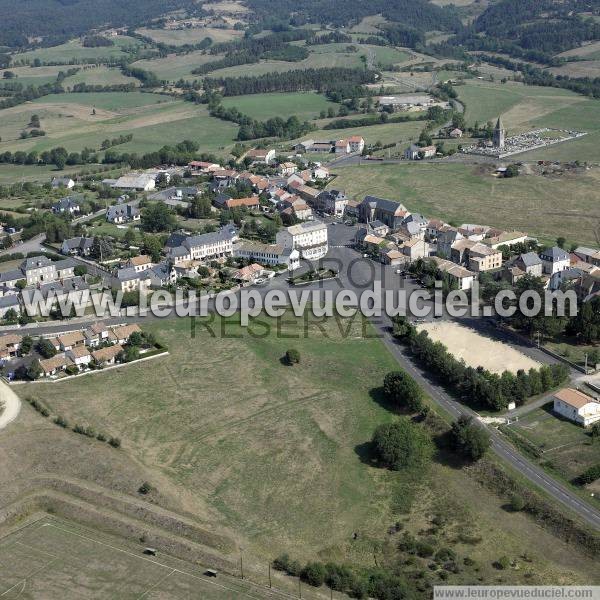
[{"xmin": 3, "ymin": 221, "xmax": 600, "ymax": 529}]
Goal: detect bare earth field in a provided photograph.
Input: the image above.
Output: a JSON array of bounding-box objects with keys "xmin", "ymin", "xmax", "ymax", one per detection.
[{"xmin": 417, "ymin": 322, "xmax": 540, "ymax": 374}]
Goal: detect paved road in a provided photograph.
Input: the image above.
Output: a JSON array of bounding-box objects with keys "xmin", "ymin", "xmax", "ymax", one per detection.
[
  {"xmin": 0, "ymin": 379, "xmax": 21, "ymax": 430},
  {"xmin": 3, "ymin": 221, "xmax": 600, "ymax": 528}
]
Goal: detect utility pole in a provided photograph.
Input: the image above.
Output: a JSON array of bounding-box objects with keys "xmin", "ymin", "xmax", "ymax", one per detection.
[
  {"xmin": 268, "ymin": 563, "xmax": 272, "ymax": 588},
  {"xmin": 298, "ymin": 579, "xmax": 302, "ymax": 598},
  {"xmin": 240, "ymin": 554, "xmax": 244, "ymax": 579},
  {"xmin": 585, "ymin": 352, "xmax": 588, "ymax": 373}
]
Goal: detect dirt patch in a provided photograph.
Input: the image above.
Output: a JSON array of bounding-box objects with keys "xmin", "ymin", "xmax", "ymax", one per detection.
[{"xmin": 417, "ymin": 321, "xmax": 540, "ymax": 374}]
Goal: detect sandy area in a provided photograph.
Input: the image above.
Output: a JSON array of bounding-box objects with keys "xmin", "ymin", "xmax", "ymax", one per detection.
[{"xmin": 417, "ymin": 321, "xmax": 540, "ymax": 374}]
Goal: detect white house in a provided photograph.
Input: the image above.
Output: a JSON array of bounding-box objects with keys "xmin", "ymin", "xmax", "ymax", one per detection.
[
  {"xmin": 553, "ymin": 388, "xmax": 600, "ymax": 427},
  {"xmin": 246, "ymin": 148, "xmax": 276, "ymax": 164},
  {"xmin": 540, "ymin": 246, "xmax": 570, "ymax": 275},
  {"xmin": 51, "ymin": 177, "xmax": 75, "ymax": 189},
  {"xmin": 276, "ymin": 220, "xmax": 328, "ymax": 261},
  {"xmin": 234, "ymin": 240, "xmax": 300, "ymax": 270}
]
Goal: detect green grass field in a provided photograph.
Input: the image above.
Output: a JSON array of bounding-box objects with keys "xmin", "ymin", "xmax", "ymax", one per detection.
[
  {"xmin": 221, "ymin": 92, "xmax": 338, "ymax": 120},
  {"xmin": 0, "ymin": 92, "xmax": 238, "ymax": 156},
  {"xmin": 132, "ymin": 51, "xmax": 223, "ymax": 81},
  {"xmin": 24, "ymin": 314, "xmax": 600, "ymax": 585},
  {"xmin": 137, "ymin": 26, "xmax": 244, "ymax": 46},
  {"xmin": 62, "ymin": 66, "xmax": 140, "ymax": 89},
  {"xmin": 11, "ymin": 37, "xmax": 143, "ymax": 65},
  {"xmin": 511, "ymin": 403, "xmax": 600, "ymax": 483},
  {"xmin": 330, "ymin": 162, "xmax": 600, "ymax": 246},
  {"xmin": 0, "ymin": 65, "xmax": 64, "ymax": 86}
]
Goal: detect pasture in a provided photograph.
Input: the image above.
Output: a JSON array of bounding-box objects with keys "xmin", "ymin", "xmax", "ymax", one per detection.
[
  {"xmin": 0, "ymin": 92, "xmax": 238, "ymax": 156},
  {"xmin": 62, "ymin": 66, "xmax": 140, "ymax": 88},
  {"xmin": 132, "ymin": 51, "xmax": 223, "ymax": 81},
  {"xmin": 11, "ymin": 37, "xmax": 143, "ymax": 65},
  {"xmin": 0, "ymin": 65, "xmax": 64, "ymax": 87},
  {"xmin": 417, "ymin": 322, "xmax": 539, "ymax": 374},
  {"xmin": 220, "ymin": 92, "xmax": 338, "ymax": 120},
  {"xmin": 137, "ymin": 26, "xmax": 244, "ymax": 46},
  {"xmin": 330, "ymin": 162, "xmax": 600, "ymax": 246}
]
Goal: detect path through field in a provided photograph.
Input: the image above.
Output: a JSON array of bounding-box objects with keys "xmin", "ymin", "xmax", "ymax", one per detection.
[{"xmin": 0, "ymin": 381, "xmax": 20, "ymax": 430}]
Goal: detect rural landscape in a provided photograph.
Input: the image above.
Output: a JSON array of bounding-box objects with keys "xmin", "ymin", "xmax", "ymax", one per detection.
[{"xmin": 0, "ymin": 0, "xmax": 599, "ymax": 598}]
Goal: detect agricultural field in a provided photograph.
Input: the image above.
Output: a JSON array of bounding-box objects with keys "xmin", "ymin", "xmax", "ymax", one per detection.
[
  {"xmin": 0, "ymin": 65, "xmax": 64, "ymax": 87},
  {"xmin": 557, "ymin": 41, "xmax": 600, "ymax": 60},
  {"xmin": 509, "ymin": 403, "xmax": 600, "ymax": 485},
  {"xmin": 11, "ymin": 36, "xmax": 143, "ymax": 66},
  {"xmin": 137, "ymin": 26, "xmax": 245, "ymax": 46},
  {"xmin": 24, "ymin": 314, "xmax": 600, "ymax": 585},
  {"xmin": 61, "ymin": 66, "xmax": 140, "ymax": 88},
  {"xmin": 330, "ymin": 162, "xmax": 600, "ymax": 246},
  {"xmin": 132, "ymin": 51, "xmax": 223, "ymax": 81},
  {"xmin": 0, "ymin": 517, "xmax": 323, "ymax": 600},
  {"xmin": 220, "ymin": 92, "xmax": 338, "ymax": 121},
  {"xmin": 0, "ymin": 92, "xmax": 238, "ymax": 156}
]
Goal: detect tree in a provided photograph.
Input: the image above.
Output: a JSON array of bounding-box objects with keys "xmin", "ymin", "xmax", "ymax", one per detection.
[
  {"xmin": 18, "ymin": 359, "xmax": 42, "ymax": 381},
  {"xmin": 285, "ymin": 348, "xmax": 300, "ymax": 365},
  {"xmin": 556, "ymin": 236, "xmax": 566, "ymax": 249},
  {"xmin": 119, "ymin": 345, "xmax": 140, "ymax": 363},
  {"xmin": 371, "ymin": 419, "xmax": 433, "ymax": 470},
  {"xmin": 36, "ymin": 338, "xmax": 56, "ymax": 359},
  {"xmin": 142, "ymin": 235, "xmax": 163, "ymax": 263},
  {"xmin": 449, "ymin": 416, "xmax": 491, "ymax": 461},
  {"xmin": 74, "ymin": 265, "xmax": 87, "ymax": 277},
  {"xmin": 383, "ymin": 370, "xmax": 424, "ymax": 412},
  {"xmin": 509, "ymin": 494, "xmax": 526, "ymax": 511},
  {"xmin": 123, "ymin": 227, "xmax": 137, "ymax": 247},
  {"xmin": 141, "ymin": 202, "xmax": 177, "ymax": 233},
  {"xmin": 590, "ymin": 422, "xmax": 600, "ymax": 444},
  {"xmin": 20, "ymin": 335, "xmax": 33, "ymax": 355}
]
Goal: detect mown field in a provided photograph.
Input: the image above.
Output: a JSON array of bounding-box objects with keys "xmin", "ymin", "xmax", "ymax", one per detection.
[
  {"xmin": 132, "ymin": 51, "xmax": 223, "ymax": 81},
  {"xmin": 62, "ymin": 66, "xmax": 140, "ymax": 88},
  {"xmin": 221, "ymin": 92, "xmax": 338, "ymax": 121},
  {"xmin": 0, "ymin": 92, "xmax": 238, "ymax": 156},
  {"xmin": 0, "ymin": 65, "xmax": 64, "ymax": 86},
  {"xmin": 26, "ymin": 314, "xmax": 600, "ymax": 585},
  {"xmin": 137, "ymin": 26, "xmax": 245, "ymax": 46},
  {"xmin": 11, "ymin": 36, "xmax": 143, "ymax": 65},
  {"xmin": 330, "ymin": 162, "xmax": 600, "ymax": 246}
]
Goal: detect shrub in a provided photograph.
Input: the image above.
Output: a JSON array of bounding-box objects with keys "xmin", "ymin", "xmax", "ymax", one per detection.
[
  {"xmin": 416, "ymin": 541, "xmax": 435, "ymax": 558},
  {"xmin": 578, "ymin": 464, "xmax": 600, "ymax": 485},
  {"xmin": 509, "ymin": 494, "xmax": 526, "ymax": 511},
  {"xmin": 495, "ymin": 556, "xmax": 510, "ymax": 570},
  {"xmin": 108, "ymin": 436, "xmax": 121, "ymax": 448},
  {"xmin": 285, "ymin": 348, "xmax": 300, "ymax": 365},
  {"xmin": 383, "ymin": 370, "xmax": 425, "ymax": 412},
  {"xmin": 96, "ymin": 432, "xmax": 107, "ymax": 442},
  {"xmin": 138, "ymin": 481, "xmax": 153, "ymax": 495},
  {"xmin": 272, "ymin": 554, "xmax": 291, "ymax": 572},
  {"xmin": 371, "ymin": 419, "xmax": 433, "ymax": 470},
  {"xmin": 301, "ymin": 562, "xmax": 326, "ymax": 587},
  {"xmin": 53, "ymin": 415, "xmax": 69, "ymax": 428},
  {"xmin": 449, "ymin": 416, "xmax": 491, "ymax": 461}
]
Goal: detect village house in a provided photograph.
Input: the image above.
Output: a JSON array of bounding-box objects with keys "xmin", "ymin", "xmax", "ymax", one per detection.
[
  {"xmin": 187, "ymin": 161, "xmax": 221, "ymax": 173},
  {"xmin": 503, "ymin": 252, "xmax": 543, "ymax": 284},
  {"xmin": 67, "ymin": 345, "xmax": 92, "ymax": 369},
  {"xmin": 451, "ymin": 240, "xmax": 502, "ymax": 272},
  {"xmin": 574, "ymin": 246, "xmax": 600, "ymax": 267},
  {"xmin": 294, "ymin": 184, "xmax": 321, "ymax": 206},
  {"xmin": 279, "ymin": 162, "xmax": 297, "ymax": 176},
  {"xmin": 58, "ymin": 331, "xmax": 85, "ymax": 352},
  {"xmin": 381, "ymin": 249, "xmax": 404, "ymax": 266},
  {"xmin": 359, "ymin": 196, "xmax": 408, "ymax": 230},
  {"xmin": 213, "ymin": 195, "xmax": 260, "ymax": 211},
  {"xmin": 404, "ymin": 144, "xmax": 436, "ymax": 160},
  {"xmin": 425, "ymin": 219, "xmax": 448, "ymax": 241},
  {"xmin": 52, "ymin": 196, "xmax": 81, "ymax": 215},
  {"xmin": 0, "ymin": 334, "xmax": 21, "ymax": 358},
  {"xmin": 437, "ymin": 227, "xmax": 464, "ymax": 258},
  {"xmin": 106, "ymin": 202, "xmax": 140, "ymax": 224},
  {"xmin": 449, "ymin": 128, "xmax": 463, "ymax": 138},
  {"xmin": 312, "ymin": 166, "xmax": 329, "ymax": 180},
  {"xmin": 124, "ymin": 255, "xmax": 153, "ymax": 273},
  {"xmin": 246, "ymin": 148, "xmax": 276, "ymax": 164},
  {"xmin": 432, "ymin": 257, "xmax": 476, "ymax": 290},
  {"xmin": 317, "ymin": 189, "xmax": 348, "ymax": 217},
  {"xmin": 39, "ymin": 353, "xmax": 73, "ymax": 377},
  {"xmin": 540, "ymin": 246, "xmax": 570, "ymax": 275},
  {"xmin": 347, "ymin": 136, "xmax": 365, "ymax": 153},
  {"xmin": 112, "ymin": 324, "xmax": 142, "ymax": 345},
  {"xmin": 553, "ymin": 388, "xmax": 600, "ymax": 427},
  {"xmin": 335, "ymin": 139, "xmax": 350, "ymax": 154},
  {"xmin": 112, "ymin": 267, "xmax": 151, "ymax": 292},
  {"xmin": 234, "ymin": 240, "xmax": 300, "ymax": 270},
  {"xmin": 370, "ymin": 220, "xmax": 389, "ymax": 237},
  {"xmin": 92, "ymin": 344, "xmax": 123, "ymax": 366},
  {"xmin": 483, "ymin": 230, "xmax": 528, "ymax": 250},
  {"xmin": 61, "ymin": 236, "xmax": 93, "ymax": 257},
  {"xmin": 165, "ymin": 226, "xmax": 237, "ymax": 264},
  {"xmin": 109, "ymin": 173, "xmax": 156, "ymax": 192},
  {"xmin": 279, "ymin": 196, "xmax": 313, "ymax": 221},
  {"xmin": 276, "ymin": 220, "xmax": 328, "ymax": 261},
  {"xmin": 51, "ymin": 177, "xmax": 75, "ymax": 189},
  {"xmin": 0, "ymin": 295, "xmax": 21, "ymax": 318},
  {"xmin": 233, "ymin": 263, "xmax": 268, "ymax": 284},
  {"xmin": 400, "ymin": 238, "xmax": 430, "ymax": 262}
]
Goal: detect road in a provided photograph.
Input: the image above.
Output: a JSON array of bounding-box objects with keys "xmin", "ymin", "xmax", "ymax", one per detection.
[
  {"xmin": 0, "ymin": 379, "xmax": 21, "ymax": 430},
  {"xmin": 2, "ymin": 221, "xmax": 599, "ymax": 529}
]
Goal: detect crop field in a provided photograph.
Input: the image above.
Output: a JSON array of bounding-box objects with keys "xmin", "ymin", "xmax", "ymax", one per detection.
[
  {"xmin": 24, "ymin": 314, "xmax": 600, "ymax": 584},
  {"xmin": 137, "ymin": 26, "xmax": 245, "ymax": 46},
  {"xmin": 220, "ymin": 92, "xmax": 338, "ymax": 120},
  {"xmin": 0, "ymin": 92, "xmax": 238, "ymax": 156},
  {"xmin": 12, "ymin": 36, "xmax": 143, "ymax": 65},
  {"xmin": 0, "ymin": 65, "xmax": 64, "ymax": 86},
  {"xmin": 557, "ymin": 41, "xmax": 600, "ymax": 60},
  {"xmin": 62, "ymin": 66, "xmax": 140, "ymax": 88},
  {"xmin": 0, "ymin": 517, "xmax": 310, "ymax": 600},
  {"xmin": 509, "ymin": 404, "xmax": 600, "ymax": 484},
  {"xmin": 330, "ymin": 162, "xmax": 600, "ymax": 246},
  {"xmin": 132, "ymin": 51, "xmax": 224, "ymax": 81}
]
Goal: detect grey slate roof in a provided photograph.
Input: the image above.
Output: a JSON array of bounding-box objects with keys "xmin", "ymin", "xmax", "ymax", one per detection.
[
  {"xmin": 518, "ymin": 252, "xmax": 542, "ymax": 268},
  {"xmin": 362, "ymin": 195, "xmax": 406, "ymax": 214},
  {"xmin": 21, "ymin": 256, "xmax": 53, "ymax": 270},
  {"xmin": 0, "ymin": 269, "xmax": 24, "ymax": 283},
  {"xmin": 541, "ymin": 246, "xmax": 569, "ymax": 261},
  {"xmin": 62, "ymin": 236, "xmax": 93, "ymax": 252}
]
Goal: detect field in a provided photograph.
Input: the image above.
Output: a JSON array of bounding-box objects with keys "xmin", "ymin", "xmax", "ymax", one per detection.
[
  {"xmin": 330, "ymin": 162, "xmax": 600, "ymax": 246},
  {"xmin": 509, "ymin": 403, "xmax": 600, "ymax": 484},
  {"xmin": 23, "ymin": 314, "xmax": 600, "ymax": 585},
  {"xmin": 0, "ymin": 92, "xmax": 238, "ymax": 156},
  {"xmin": 132, "ymin": 51, "xmax": 223, "ymax": 81},
  {"xmin": 220, "ymin": 92, "xmax": 338, "ymax": 121},
  {"xmin": 0, "ymin": 517, "xmax": 318, "ymax": 599},
  {"xmin": 62, "ymin": 66, "xmax": 140, "ymax": 88},
  {"xmin": 11, "ymin": 37, "xmax": 143, "ymax": 65},
  {"xmin": 0, "ymin": 65, "xmax": 64, "ymax": 87},
  {"xmin": 417, "ymin": 322, "xmax": 539, "ymax": 374},
  {"xmin": 137, "ymin": 26, "xmax": 244, "ymax": 46}
]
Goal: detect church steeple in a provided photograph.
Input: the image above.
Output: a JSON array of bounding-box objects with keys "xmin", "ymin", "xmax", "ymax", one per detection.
[{"xmin": 493, "ymin": 116, "xmax": 505, "ymax": 149}]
